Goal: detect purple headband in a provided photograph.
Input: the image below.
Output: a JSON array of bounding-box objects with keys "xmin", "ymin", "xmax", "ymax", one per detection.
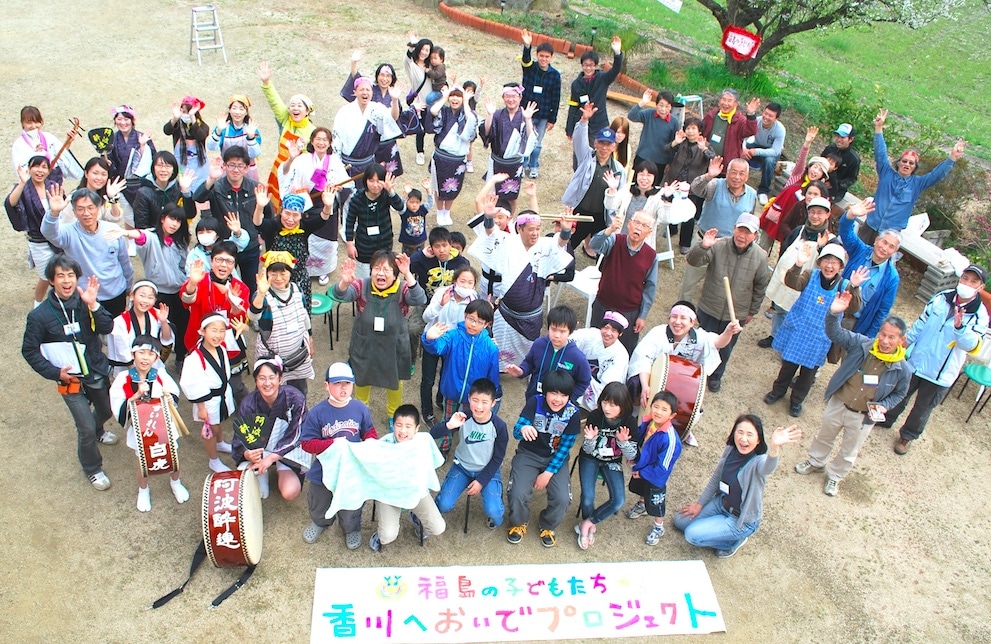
[
  {"xmin": 502, "ymin": 84, "xmax": 524, "ymax": 97},
  {"xmin": 515, "ymin": 213, "xmax": 540, "ymax": 228},
  {"xmin": 353, "ymin": 76, "xmax": 373, "ymax": 90},
  {"xmin": 602, "ymin": 311, "xmax": 630, "ymax": 331}
]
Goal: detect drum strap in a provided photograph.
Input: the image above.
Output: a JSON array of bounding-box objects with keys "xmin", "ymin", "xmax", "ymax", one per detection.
[{"xmin": 148, "ymin": 542, "xmax": 257, "ymax": 609}]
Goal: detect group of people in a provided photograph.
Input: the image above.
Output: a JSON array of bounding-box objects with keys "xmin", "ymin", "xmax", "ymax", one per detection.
[{"xmin": 13, "ymin": 27, "xmax": 986, "ymax": 562}]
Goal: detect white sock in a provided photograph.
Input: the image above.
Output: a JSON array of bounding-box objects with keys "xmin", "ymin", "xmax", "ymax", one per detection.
[
  {"xmin": 209, "ymin": 458, "xmax": 232, "ymax": 473},
  {"xmin": 216, "ymin": 440, "xmax": 232, "ymax": 454},
  {"xmin": 256, "ymin": 470, "xmax": 270, "ymax": 499},
  {"xmin": 137, "ymin": 487, "xmax": 151, "ymax": 512},
  {"xmin": 170, "ymin": 478, "xmax": 190, "ymax": 503}
]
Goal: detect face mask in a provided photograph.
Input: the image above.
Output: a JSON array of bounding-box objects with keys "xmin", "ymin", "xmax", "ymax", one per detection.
[
  {"xmin": 454, "ymin": 285, "xmax": 474, "ymax": 299},
  {"xmin": 327, "ymin": 389, "xmax": 352, "ymax": 405},
  {"xmin": 179, "ymin": 113, "xmax": 193, "ymax": 124},
  {"xmin": 197, "ymin": 232, "xmax": 218, "ymax": 247},
  {"xmin": 956, "ymin": 283, "xmax": 978, "ymax": 300}
]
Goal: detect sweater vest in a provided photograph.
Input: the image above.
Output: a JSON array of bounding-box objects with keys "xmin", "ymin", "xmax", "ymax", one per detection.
[
  {"xmin": 597, "ymin": 235, "xmax": 656, "ymax": 311},
  {"xmin": 698, "ymin": 183, "xmax": 757, "ymax": 237}
]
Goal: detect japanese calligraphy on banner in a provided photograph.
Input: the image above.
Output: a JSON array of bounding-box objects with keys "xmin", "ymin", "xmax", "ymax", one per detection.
[
  {"xmin": 721, "ymin": 26, "xmax": 762, "ymax": 60},
  {"xmin": 311, "ymin": 561, "xmax": 725, "ymax": 642}
]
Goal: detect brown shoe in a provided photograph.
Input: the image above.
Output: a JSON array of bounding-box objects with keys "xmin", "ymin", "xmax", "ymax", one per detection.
[{"xmin": 894, "ymin": 438, "xmax": 911, "ymax": 455}]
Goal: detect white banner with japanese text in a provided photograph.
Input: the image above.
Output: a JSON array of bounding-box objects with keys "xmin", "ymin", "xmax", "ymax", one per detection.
[{"xmin": 311, "ymin": 561, "xmax": 725, "ymax": 642}]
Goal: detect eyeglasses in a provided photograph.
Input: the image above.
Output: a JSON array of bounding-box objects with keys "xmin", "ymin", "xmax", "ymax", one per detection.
[
  {"xmin": 213, "ymin": 257, "xmax": 236, "ymax": 266},
  {"xmin": 898, "ymin": 159, "xmax": 916, "ymax": 166},
  {"xmin": 256, "ymin": 376, "xmax": 280, "ymax": 384},
  {"xmin": 371, "ymin": 265, "xmax": 394, "ymax": 274},
  {"xmin": 464, "ymin": 315, "xmax": 485, "ymax": 327},
  {"xmin": 225, "ymin": 163, "xmax": 247, "ymax": 170},
  {"xmin": 628, "ymin": 220, "xmax": 651, "ymax": 230}
]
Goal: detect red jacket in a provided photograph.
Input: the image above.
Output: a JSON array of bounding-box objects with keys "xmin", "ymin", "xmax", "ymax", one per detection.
[
  {"xmin": 180, "ymin": 276, "xmax": 250, "ymax": 354},
  {"xmin": 702, "ymin": 109, "xmax": 758, "ymax": 164}
]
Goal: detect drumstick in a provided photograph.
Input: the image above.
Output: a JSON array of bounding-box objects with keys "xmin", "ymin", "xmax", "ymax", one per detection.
[
  {"xmin": 537, "ymin": 214, "xmax": 595, "ymax": 222},
  {"xmin": 723, "ymin": 276, "xmax": 737, "ymax": 322},
  {"xmin": 49, "ymin": 117, "xmax": 83, "ymax": 169},
  {"xmin": 329, "ymin": 172, "xmax": 363, "ymax": 190}
]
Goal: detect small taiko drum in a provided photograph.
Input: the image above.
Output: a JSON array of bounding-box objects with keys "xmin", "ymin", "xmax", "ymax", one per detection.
[
  {"xmin": 130, "ymin": 398, "xmax": 180, "ymax": 478},
  {"xmin": 201, "ymin": 469, "xmax": 264, "ymax": 568},
  {"xmin": 649, "ymin": 355, "xmax": 706, "ymax": 439}
]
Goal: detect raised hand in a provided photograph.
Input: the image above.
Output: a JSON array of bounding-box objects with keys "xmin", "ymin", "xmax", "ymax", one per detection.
[
  {"xmin": 770, "ymin": 424, "xmax": 802, "ymax": 447},
  {"xmin": 426, "ymin": 321, "xmax": 450, "ymax": 341},
  {"xmin": 603, "ymin": 170, "xmax": 620, "ymax": 191},
  {"xmin": 338, "ymin": 258, "xmax": 357, "ymax": 285},
  {"xmin": 584, "ymin": 425, "xmax": 599, "ymax": 441},
  {"xmin": 225, "ymin": 212, "xmax": 242, "ymax": 237},
  {"xmin": 804, "ymin": 125, "xmax": 819, "ymax": 145},
  {"xmin": 696, "ymin": 136, "xmax": 708, "ymax": 152},
  {"xmin": 178, "ymin": 168, "xmax": 196, "ymax": 193},
  {"xmin": 383, "ymin": 172, "xmax": 396, "ymax": 194},
  {"xmin": 217, "ymin": 113, "xmax": 228, "ymax": 130},
  {"xmin": 255, "ymin": 267, "xmax": 270, "ymax": 295},
  {"xmin": 700, "ymin": 227, "xmax": 719, "ymax": 249},
  {"xmin": 254, "ymin": 183, "xmax": 270, "ymax": 208},
  {"xmin": 951, "ymin": 138, "xmax": 967, "ymax": 161},
  {"xmin": 817, "ymin": 230, "xmax": 831, "ymax": 248},
  {"xmin": 171, "ymin": 101, "xmax": 182, "ymax": 121},
  {"xmin": 47, "ymin": 184, "xmax": 67, "ymax": 212},
  {"xmin": 796, "ymin": 240, "xmax": 816, "ymax": 266},
  {"xmin": 848, "ymin": 265, "xmax": 870, "ymax": 288},
  {"xmin": 521, "ymin": 101, "xmax": 538, "ymax": 121},
  {"xmin": 188, "ymin": 258, "xmax": 207, "ymax": 285},
  {"xmin": 611, "ymin": 36, "xmax": 622, "ymax": 53},
  {"xmin": 579, "ymin": 101, "xmax": 597, "ymax": 122},
  {"xmin": 101, "ymin": 227, "xmax": 127, "ymax": 242},
  {"xmin": 523, "ymin": 180, "xmax": 537, "ymax": 198},
  {"xmin": 16, "ymin": 165, "xmax": 29, "ymax": 185},
  {"xmin": 616, "ymin": 426, "xmax": 631, "ymax": 442},
  {"xmin": 138, "ymin": 132, "xmax": 151, "ymax": 148},
  {"xmin": 287, "ymin": 139, "xmax": 303, "ymax": 160},
  {"xmin": 231, "ymin": 316, "xmax": 249, "ymax": 338},
  {"xmin": 745, "ymin": 97, "xmax": 761, "ymax": 114},
  {"xmin": 505, "ymin": 364, "xmax": 524, "ymax": 378},
  {"xmin": 78, "ymin": 276, "xmax": 100, "ymax": 308},
  {"xmin": 672, "ymin": 129, "xmax": 686, "ymax": 145},
  {"xmin": 707, "ymin": 155, "xmax": 724, "ymax": 178},
  {"xmin": 351, "ymin": 48, "xmax": 364, "ymax": 63},
  {"xmin": 484, "ymin": 98, "xmax": 497, "ymax": 115},
  {"xmin": 394, "ymin": 252, "xmax": 412, "ymax": 279},
  {"xmin": 521, "ymin": 29, "xmax": 532, "ymax": 46},
  {"xmin": 257, "ymin": 61, "xmax": 272, "ymax": 84},
  {"xmin": 845, "ymin": 197, "xmax": 876, "ymax": 220},
  {"xmin": 388, "ymin": 86, "xmax": 403, "ymax": 103},
  {"xmin": 874, "ymin": 108, "xmax": 889, "ymax": 132},
  {"xmin": 447, "ymin": 411, "xmax": 467, "ymax": 429},
  {"xmin": 209, "ymin": 156, "xmax": 225, "ymax": 181},
  {"xmin": 106, "ymin": 176, "xmax": 126, "ymax": 200},
  {"xmin": 830, "ymin": 290, "xmax": 853, "ymax": 314},
  {"xmin": 639, "ymin": 90, "xmax": 653, "ymax": 108}
]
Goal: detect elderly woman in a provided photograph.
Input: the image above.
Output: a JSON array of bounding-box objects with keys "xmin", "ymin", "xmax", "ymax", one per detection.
[
  {"xmin": 333, "ymin": 252, "xmax": 427, "ymax": 422},
  {"xmin": 674, "ymin": 415, "xmax": 801, "ymax": 558},
  {"xmin": 603, "ymin": 159, "xmax": 669, "ymax": 249},
  {"xmin": 231, "ymin": 356, "xmax": 308, "ymax": 501},
  {"xmin": 332, "ymin": 76, "xmax": 402, "ymax": 190},
  {"xmin": 258, "ymin": 61, "xmax": 316, "ymax": 212},
  {"xmin": 207, "ymin": 95, "xmax": 263, "ymax": 181},
  {"xmin": 342, "ymin": 50, "xmax": 405, "ymax": 176}
]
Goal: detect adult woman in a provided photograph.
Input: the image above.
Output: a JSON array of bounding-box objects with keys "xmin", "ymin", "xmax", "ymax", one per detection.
[
  {"xmin": 231, "ymin": 356, "xmax": 307, "ymax": 501},
  {"xmin": 333, "ymin": 252, "xmax": 427, "ymax": 420},
  {"xmin": 107, "ymin": 105, "xmax": 155, "ymax": 206},
  {"xmin": 757, "ymin": 126, "xmax": 823, "ymax": 250},
  {"xmin": 405, "ymin": 32, "xmax": 434, "ymax": 165},
  {"xmin": 778, "ymin": 180, "xmax": 833, "ymax": 241},
  {"xmin": 342, "ymin": 50, "xmax": 405, "ymax": 176},
  {"xmin": 131, "ymin": 151, "xmax": 196, "ymax": 229},
  {"xmin": 609, "ymin": 115, "xmax": 632, "ymax": 177},
  {"xmin": 247, "ymin": 252, "xmax": 314, "ymax": 396},
  {"xmin": 428, "ymin": 85, "xmax": 478, "ymax": 225},
  {"xmin": 163, "ymin": 96, "xmax": 210, "ymax": 192},
  {"xmin": 68, "ymin": 157, "xmax": 126, "ymax": 225},
  {"xmin": 207, "ymin": 95, "xmax": 263, "ymax": 181},
  {"xmin": 280, "ymin": 127, "xmax": 351, "ymax": 284},
  {"xmin": 258, "ymin": 61, "xmax": 316, "ymax": 212},
  {"xmin": 662, "ymin": 116, "xmax": 714, "ymax": 252},
  {"xmin": 603, "ymin": 159, "xmax": 668, "ymax": 249},
  {"xmin": 332, "ymin": 77, "xmax": 402, "ymax": 190},
  {"xmin": 5, "ymin": 155, "xmax": 63, "ymax": 304},
  {"xmin": 674, "ymin": 415, "xmax": 801, "ymax": 558}
]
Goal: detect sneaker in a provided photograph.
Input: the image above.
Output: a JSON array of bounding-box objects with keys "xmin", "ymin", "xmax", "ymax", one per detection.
[
  {"xmin": 716, "ymin": 536, "xmax": 749, "ymax": 558},
  {"xmin": 894, "ymin": 438, "xmax": 911, "ymax": 455},
  {"xmin": 346, "ymin": 531, "xmax": 362, "ymax": 550},
  {"xmin": 789, "ymin": 402, "xmax": 803, "ymax": 417},
  {"xmin": 416, "ymin": 152, "xmax": 425, "ymax": 165},
  {"xmin": 369, "ymin": 531, "xmax": 382, "ymax": 552},
  {"xmin": 626, "ymin": 501, "xmax": 647, "ymax": 519},
  {"xmin": 763, "ymin": 310, "xmax": 774, "ymax": 319},
  {"xmin": 89, "ymin": 471, "xmax": 111, "ymax": 491},
  {"xmin": 763, "ymin": 391, "xmax": 783, "ymax": 405},
  {"xmin": 302, "ymin": 522, "xmax": 326, "ymax": 544},
  {"xmin": 486, "ymin": 517, "xmax": 497, "ymax": 529},
  {"xmin": 539, "ymin": 529, "xmax": 557, "ymax": 548},
  {"xmin": 465, "ymin": 160, "xmax": 474, "ymax": 173},
  {"xmin": 507, "ymin": 524, "xmax": 527, "ymax": 544},
  {"xmin": 757, "ymin": 335, "xmax": 774, "ymax": 349},
  {"xmin": 97, "ymin": 430, "xmax": 118, "ymax": 445},
  {"xmin": 680, "ymin": 246, "xmax": 690, "ymax": 255},
  {"xmin": 645, "ymin": 523, "xmax": 665, "ymax": 546},
  {"xmin": 683, "ymin": 430, "xmax": 699, "ymax": 447},
  {"xmin": 758, "ymin": 193, "xmax": 769, "ymax": 206},
  {"xmin": 529, "ymin": 168, "xmax": 539, "ymax": 179},
  {"xmin": 318, "ymin": 274, "xmax": 330, "ymax": 286},
  {"xmin": 424, "ymin": 414, "xmax": 437, "ymax": 427},
  {"xmin": 823, "ymin": 478, "xmax": 839, "ymax": 496},
  {"xmin": 794, "ymin": 460, "xmax": 824, "ymax": 475},
  {"xmin": 707, "ymin": 378, "xmax": 722, "ymax": 393}
]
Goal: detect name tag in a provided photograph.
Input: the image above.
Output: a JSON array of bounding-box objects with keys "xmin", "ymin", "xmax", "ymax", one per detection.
[
  {"xmin": 285, "ymin": 319, "xmax": 300, "ymax": 334},
  {"xmin": 863, "ymin": 374, "xmax": 879, "ymax": 386},
  {"xmin": 534, "ymin": 86, "xmax": 543, "ymax": 95},
  {"xmin": 63, "ymin": 322, "xmax": 81, "ymax": 335},
  {"xmin": 719, "ymin": 481, "xmax": 730, "ymax": 495},
  {"xmin": 536, "ymin": 380, "xmax": 543, "ymax": 393},
  {"xmin": 373, "ymin": 316, "xmax": 385, "ymax": 332},
  {"xmin": 710, "ymin": 134, "xmax": 722, "ymax": 144},
  {"xmin": 580, "ymin": 95, "xmax": 589, "ymax": 104},
  {"xmin": 367, "ymin": 225, "xmax": 380, "ymax": 236},
  {"xmin": 598, "ymin": 447, "xmax": 615, "ymax": 458}
]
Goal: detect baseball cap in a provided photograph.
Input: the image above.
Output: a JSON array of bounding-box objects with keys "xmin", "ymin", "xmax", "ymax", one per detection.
[
  {"xmin": 962, "ymin": 264, "xmax": 988, "ymax": 283},
  {"xmin": 735, "ymin": 213, "xmax": 760, "ymax": 233},
  {"xmin": 595, "ymin": 128, "xmax": 617, "ymax": 144},
  {"xmin": 807, "ymin": 197, "xmax": 831, "ymax": 211},
  {"xmin": 835, "ymin": 123, "xmax": 855, "ymax": 137},
  {"xmin": 325, "ymin": 362, "xmax": 355, "ymax": 383}
]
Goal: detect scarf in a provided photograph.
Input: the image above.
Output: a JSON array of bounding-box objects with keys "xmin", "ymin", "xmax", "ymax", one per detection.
[
  {"xmin": 279, "ymin": 226, "xmax": 304, "ymax": 236},
  {"xmin": 370, "ymin": 278, "xmax": 401, "ymax": 298},
  {"xmin": 869, "ymin": 341, "xmax": 906, "ymax": 363},
  {"xmin": 717, "ymin": 108, "xmax": 736, "ymax": 123}
]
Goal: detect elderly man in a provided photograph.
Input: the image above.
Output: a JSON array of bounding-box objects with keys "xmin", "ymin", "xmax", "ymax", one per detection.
[
  {"xmin": 701, "ymin": 89, "xmax": 760, "ymax": 164},
  {"xmin": 838, "ymin": 199, "xmax": 901, "ymax": 337},
  {"xmin": 41, "ymin": 187, "xmax": 133, "ymax": 316},
  {"xmin": 742, "ymin": 102, "xmax": 785, "ymax": 204},
  {"xmin": 570, "ymin": 312, "xmax": 630, "ymax": 412},
  {"xmin": 687, "ymin": 213, "xmax": 770, "ymax": 392},
  {"xmin": 589, "ymin": 209, "xmax": 658, "ymax": 353},
  {"xmin": 678, "ymin": 155, "xmax": 758, "ymax": 303},
  {"xmin": 795, "ymin": 292, "xmax": 911, "ymax": 497},
  {"xmin": 881, "ymin": 264, "xmax": 989, "ymax": 454},
  {"xmin": 859, "ymin": 108, "xmax": 966, "ymax": 244},
  {"xmin": 563, "ymin": 101, "xmax": 625, "ymax": 259},
  {"xmin": 821, "ymin": 122, "xmax": 861, "ymax": 211}
]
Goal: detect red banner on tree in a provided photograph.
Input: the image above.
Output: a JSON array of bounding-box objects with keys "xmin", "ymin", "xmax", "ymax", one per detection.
[{"xmin": 721, "ymin": 26, "xmax": 761, "ymax": 60}]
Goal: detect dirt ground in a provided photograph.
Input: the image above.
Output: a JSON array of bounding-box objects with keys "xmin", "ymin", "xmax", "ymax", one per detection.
[{"xmin": 1, "ymin": 1, "xmax": 989, "ymax": 642}]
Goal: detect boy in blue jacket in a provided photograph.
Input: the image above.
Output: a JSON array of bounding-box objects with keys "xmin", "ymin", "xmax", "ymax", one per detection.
[
  {"xmin": 505, "ymin": 305, "xmax": 591, "ymax": 403},
  {"xmin": 627, "ymin": 390, "xmax": 683, "ymax": 546}
]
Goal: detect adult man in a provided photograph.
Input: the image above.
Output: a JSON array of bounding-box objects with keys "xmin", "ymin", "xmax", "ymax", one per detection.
[
  {"xmin": 701, "ymin": 89, "xmax": 760, "ymax": 164},
  {"xmin": 22, "ymin": 255, "xmax": 117, "ymax": 491},
  {"xmin": 589, "ymin": 209, "xmax": 657, "ymax": 353},
  {"xmin": 481, "ymin": 84, "xmax": 537, "ymax": 214},
  {"xmin": 520, "ymin": 30, "xmax": 561, "ymax": 179},
  {"xmin": 564, "ymin": 37, "xmax": 623, "ymax": 149},
  {"xmin": 795, "ymin": 293, "xmax": 911, "ymax": 496},
  {"xmin": 821, "ymin": 122, "xmax": 861, "ymax": 211},
  {"xmin": 742, "ymin": 102, "xmax": 785, "ymax": 204},
  {"xmin": 882, "ymin": 264, "xmax": 989, "ymax": 454},
  {"xmin": 678, "ymin": 155, "xmax": 757, "ymax": 303},
  {"xmin": 562, "ymin": 102, "xmax": 624, "ymax": 259},
  {"xmin": 195, "ymin": 146, "xmax": 274, "ymax": 296},
  {"xmin": 570, "ymin": 312, "xmax": 631, "ymax": 412},
  {"xmin": 860, "ymin": 108, "xmax": 965, "ymax": 244},
  {"xmin": 41, "ymin": 188, "xmax": 133, "ymax": 317},
  {"xmin": 686, "ymin": 213, "xmax": 770, "ymax": 392},
  {"xmin": 838, "ymin": 199, "xmax": 901, "ymax": 337},
  {"xmin": 628, "ymin": 90, "xmax": 679, "ymax": 178}
]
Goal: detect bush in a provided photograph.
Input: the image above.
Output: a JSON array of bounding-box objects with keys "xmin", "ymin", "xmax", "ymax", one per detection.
[{"xmin": 684, "ymin": 59, "xmax": 778, "ymax": 99}]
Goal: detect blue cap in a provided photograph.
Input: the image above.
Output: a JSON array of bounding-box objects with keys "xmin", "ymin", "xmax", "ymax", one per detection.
[{"xmin": 595, "ymin": 128, "xmax": 617, "ymax": 144}]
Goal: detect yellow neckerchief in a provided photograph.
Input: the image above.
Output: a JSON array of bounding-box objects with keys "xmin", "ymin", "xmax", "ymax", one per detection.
[
  {"xmin": 279, "ymin": 226, "xmax": 304, "ymax": 236},
  {"xmin": 642, "ymin": 418, "xmax": 673, "ymax": 444},
  {"xmin": 288, "ymin": 116, "xmax": 311, "ymax": 134},
  {"xmin": 718, "ymin": 107, "xmax": 736, "ymax": 123},
  {"xmin": 370, "ymin": 278, "xmax": 401, "ymax": 298},
  {"xmin": 869, "ymin": 341, "xmax": 906, "ymax": 363}
]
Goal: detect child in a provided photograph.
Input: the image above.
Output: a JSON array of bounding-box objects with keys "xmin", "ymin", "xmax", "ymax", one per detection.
[
  {"xmin": 506, "ymin": 370, "xmax": 581, "ymax": 547},
  {"xmin": 449, "ymin": 231, "xmax": 466, "ymax": 255},
  {"xmin": 505, "ymin": 305, "xmax": 591, "ymax": 403},
  {"xmin": 576, "ymin": 382, "xmax": 638, "ymax": 549},
  {"xmin": 179, "ymin": 311, "xmax": 237, "ymax": 473},
  {"xmin": 626, "ymin": 390, "xmax": 683, "ymax": 546},
  {"xmin": 369, "ymin": 405, "xmax": 447, "ymax": 551},
  {"xmin": 424, "ymin": 47, "xmax": 448, "ymax": 108},
  {"xmin": 299, "ymin": 362, "xmax": 378, "ymax": 549},
  {"xmin": 422, "ymin": 266, "xmax": 480, "ymax": 329},
  {"xmin": 432, "ymin": 378, "xmax": 507, "ymax": 528},
  {"xmin": 422, "ymin": 299, "xmax": 502, "ymax": 453},
  {"xmin": 399, "ymin": 180, "xmax": 434, "ymax": 256},
  {"xmin": 110, "ymin": 335, "xmax": 188, "ymax": 512},
  {"xmin": 108, "ymin": 280, "xmax": 174, "ymax": 377},
  {"xmin": 185, "ymin": 216, "xmax": 249, "ymax": 278}
]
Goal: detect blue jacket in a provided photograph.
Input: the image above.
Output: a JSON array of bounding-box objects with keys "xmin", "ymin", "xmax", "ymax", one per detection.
[
  {"xmin": 631, "ymin": 420, "xmax": 682, "ymax": 489},
  {"xmin": 839, "ymin": 215, "xmax": 899, "ymax": 337},
  {"xmin": 824, "ymin": 314, "xmax": 912, "ymax": 410},
  {"xmin": 516, "ymin": 335, "xmax": 592, "ymax": 402},
  {"xmin": 867, "ymin": 132, "xmax": 954, "ymax": 232},
  {"xmin": 905, "ymin": 290, "xmax": 988, "ymax": 387},
  {"xmin": 422, "ymin": 322, "xmax": 502, "ymax": 403}
]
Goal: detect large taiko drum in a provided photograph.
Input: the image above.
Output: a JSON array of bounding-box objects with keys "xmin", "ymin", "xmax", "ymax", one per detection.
[
  {"xmin": 201, "ymin": 469, "xmax": 263, "ymax": 568},
  {"xmin": 649, "ymin": 355, "xmax": 706, "ymax": 439},
  {"xmin": 130, "ymin": 398, "xmax": 180, "ymax": 478}
]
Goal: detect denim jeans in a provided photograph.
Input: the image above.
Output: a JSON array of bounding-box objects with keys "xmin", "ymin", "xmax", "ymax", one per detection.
[
  {"xmin": 673, "ymin": 495, "xmax": 758, "ymax": 551},
  {"xmin": 524, "ymin": 119, "xmax": 550, "ymax": 170},
  {"xmin": 578, "ymin": 457, "xmax": 626, "ymax": 524},
  {"xmin": 435, "ymin": 462, "xmax": 505, "ymax": 526},
  {"xmin": 747, "ymin": 153, "xmax": 779, "ymax": 194},
  {"xmin": 63, "ymin": 375, "xmax": 114, "ymax": 476}
]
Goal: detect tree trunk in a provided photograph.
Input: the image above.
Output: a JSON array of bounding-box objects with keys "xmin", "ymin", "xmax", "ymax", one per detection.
[{"xmin": 724, "ymin": 50, "xmax": 760, "ymax": 77}]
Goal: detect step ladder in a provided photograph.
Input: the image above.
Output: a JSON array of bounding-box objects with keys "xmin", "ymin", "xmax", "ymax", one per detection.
[{"xmin": 189, "ymin": 5, "xmax": 227, "ymax": 65}]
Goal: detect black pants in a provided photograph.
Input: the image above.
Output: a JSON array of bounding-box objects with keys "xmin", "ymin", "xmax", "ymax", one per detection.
[
  {"xmin": 236, "ymin": 248, "xmax": 260, "ymax": 297},
  {"xmin": 569, "ymin": 211, "xmax": 606, "ymax": 252},
  {"xmin": 770, "ymin": 359, "xmax": 819, "ymax": 405},
  {"xmin": 157, "ymin": 291, "xmax": 191, "ymax": 362},
  {"xmin": 883, "ymin": 374, "xmax": 948, "ymax": 440},
  {"xmin": 676, "ymin": 194, "xmax": 705, "ymax": 249}
]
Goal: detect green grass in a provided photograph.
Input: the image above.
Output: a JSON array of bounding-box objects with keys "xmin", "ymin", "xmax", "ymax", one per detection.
[{"xmin": 588, "ymin": 0, "xmax": 991, "ymax": 152}]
